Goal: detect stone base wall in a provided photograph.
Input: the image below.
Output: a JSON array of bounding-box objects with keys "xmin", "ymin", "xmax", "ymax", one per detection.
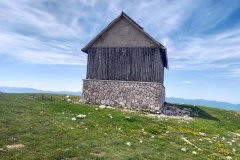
[{"xmin": 82, "ymin": 79, "xmax": 165, "ymax": 111}]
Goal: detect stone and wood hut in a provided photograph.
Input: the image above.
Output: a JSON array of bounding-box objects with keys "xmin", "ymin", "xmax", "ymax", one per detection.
[{"xmin": 81, "ymin": 12, "xmax": 168, "ymax": 111}]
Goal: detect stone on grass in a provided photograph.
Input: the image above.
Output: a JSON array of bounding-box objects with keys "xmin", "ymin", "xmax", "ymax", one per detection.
[
  {"xmin": 126, "ymin": 142, "xmax": 132, "ymax": 146},
  {"xmin": 6, "ymin": 144, "xmax": 24, "ymax": 150},
  {"xmin": 76, "ymin": 114, "xmax": 86, "ymax": 118},
  {"xmin": 99, "ymin": 105, "xmax": 106, "ymax": 109},
  {"xmin": 226, "ymin": 156, "xmax": 232, "ymax": 160},
  {"xmin": 181, "ymin": 148, "xmax": 187, "ymax": 152},
  {"xmin": 106, "ymin": 106, "xmax": 114, "ymax": 109},
  {"xmin": 199, "ymin": 132, "xmax": 207, "ymax": 137},
  {"xmin": 227, "ymin": 142, "xmax": 232, "ymax": 145}
]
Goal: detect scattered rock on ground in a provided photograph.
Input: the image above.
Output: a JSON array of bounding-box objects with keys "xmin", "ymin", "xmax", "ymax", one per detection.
[
  {"xmin": 6, "ymin": 144, "xmax": 24, "ymax": 150},
  {"xmin": 161, "ymin": 102, "xmax": 192, "ymax": 117},
  {"xmin": 99, "ymin": 105, "xmax": 106, "ymax": 109}
]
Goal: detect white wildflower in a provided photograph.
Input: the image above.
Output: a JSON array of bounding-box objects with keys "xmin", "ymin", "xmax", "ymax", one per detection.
[
  {"xmin": 95, "ymin": 108, "xmax": 99, "ymax": 110},
  {"xmin": 209, "ymin": 141, "xmax": 212, "ymax": 143},
  {"xmin": 222, "ymin": 137, "xmax": 225, "ymax": 141},
  {"xmin": 198, "ymin": 139, "xmax": 203, "ymax": 141},
  {"xmin": 109, "ymin": 115, "xmax": 113, "ymax": 119},
  {"xmin": 118, "ymin": 128, "xmax": 121, "ymax": 130},
  {"xmin": 166, "ymin": 131, "xmax": 170, "ymax": 134},
  {"xmin": 231, "ymin": 139, "xmax": 236, "ymax": 142},
  {"xmin": 140, "ymin": 140, "xmax": 143, "ymax": 143},
  {"xmin": 84, "ymin": 128, "xmax": 88, "ymax": 130},
  {"xmin": 232, "ymin": 148, "xmax": 236, "ymax": 152},
  {"xmin": 151, "ymin": 135, "xmax": 155, "ymax": 138},
  {"xmin": 72, "ymin": 118, "xmax": 76, "ymax": 121},
  {"xmin": 126, "ymin": 142, "xmax": 132, "ymax": 146},
  {"xmin": 142, "ymin": 128, "xmax": 144, "ymax": 131},
  {"xmin": 181, "ymin": 148, "xmax": 187, "ymax": 152}
]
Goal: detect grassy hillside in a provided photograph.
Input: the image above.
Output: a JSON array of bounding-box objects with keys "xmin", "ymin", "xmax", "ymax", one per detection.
[{"xmin": 0, "ymin": 93, "xmax": 239, "ymax": 159}]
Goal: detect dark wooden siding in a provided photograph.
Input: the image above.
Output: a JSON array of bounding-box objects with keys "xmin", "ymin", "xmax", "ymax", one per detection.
[{"xmin": 86, "ymin": 47, "xmax": 164, "ymax": 83}]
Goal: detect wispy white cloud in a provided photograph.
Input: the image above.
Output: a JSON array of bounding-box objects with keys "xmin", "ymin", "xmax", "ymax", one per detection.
[
  {"xmin": 0, "ymin": 0, "xmax": 240, "ymax": 80},
  {"xmin": 0, "ymin": 32, "xmax": 87, "ymax": 65},
  {"xmin": 167, "ymin": 28, "xmax": 240, "ymax": 78},
  {"xmin": 181, "ymin": 81, "xmax": 192, "ymax": 84}
]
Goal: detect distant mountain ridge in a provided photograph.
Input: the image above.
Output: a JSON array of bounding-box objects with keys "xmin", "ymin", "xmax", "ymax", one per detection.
[
  {"xmin": 1, "ymin": 86, "xmax": 239, "ymax": 111},
  {"xmin": 166, "ymin": 97, "xmax": 240, "ymax": 111},
  {"xmin": 0, "ymin": 86, "xmax": 81, "ymax": 96}
]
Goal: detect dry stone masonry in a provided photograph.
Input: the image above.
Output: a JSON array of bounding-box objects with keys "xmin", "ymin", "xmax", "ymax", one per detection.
[{"xmin": 82, "ymin": 79, "xmax": 165, "ymax": 111}]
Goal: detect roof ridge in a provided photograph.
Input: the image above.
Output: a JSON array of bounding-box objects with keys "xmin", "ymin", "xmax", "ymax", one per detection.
[{"xmin": 121, "ymin": 11, "xmax": 143, "ymax": 30}]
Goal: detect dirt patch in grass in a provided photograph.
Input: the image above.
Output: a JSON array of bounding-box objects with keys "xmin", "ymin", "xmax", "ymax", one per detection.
[
  {"xmin": 90, "ymin": 151, "xmax": 105, "ymax": 157},
  {"xmin": 6, "ymin": 144, "xmax": 24, "ymax": 150},
  {"xmin": 170, "ymin": 141, "xmax": 181, "ymax": 147}
]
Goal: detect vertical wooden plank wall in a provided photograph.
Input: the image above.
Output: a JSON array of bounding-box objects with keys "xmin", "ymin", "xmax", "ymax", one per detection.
[{"xmin": 86, "ymin": 47, "xmax": 164, "ymax": 83}]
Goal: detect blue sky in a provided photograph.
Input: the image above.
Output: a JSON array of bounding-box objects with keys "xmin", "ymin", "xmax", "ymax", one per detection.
[{"xmin": 0, "ymin": 0, "xmax": 240, "ymax": 104}]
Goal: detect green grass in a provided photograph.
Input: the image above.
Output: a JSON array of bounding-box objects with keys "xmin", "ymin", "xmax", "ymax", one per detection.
[{"xmin": 0, "ymin": 93, "xmax": 239, "ymax": 159}]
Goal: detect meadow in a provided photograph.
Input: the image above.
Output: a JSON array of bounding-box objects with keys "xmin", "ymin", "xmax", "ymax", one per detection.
[{"xmin": 0, "ymin": 93, "xmax": 239, "ymax": 159}]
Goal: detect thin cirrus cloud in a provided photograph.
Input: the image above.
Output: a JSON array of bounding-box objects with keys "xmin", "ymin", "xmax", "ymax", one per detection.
[
  {"xmin": 0, "ymin": 0, "xmax": 240, "ymax": 79},
  {"xmin": 167, "ymin": 28, "xmax": 240, "ymax": 78},
  {"xmin": 182, "ymin": 81, "xmax": 192, "ymax": 84}
]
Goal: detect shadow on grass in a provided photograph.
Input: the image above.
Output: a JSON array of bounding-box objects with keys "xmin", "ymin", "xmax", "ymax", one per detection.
[{"xmin": 182, "ymin": 105, "xmax": 220, "ymax": 121}]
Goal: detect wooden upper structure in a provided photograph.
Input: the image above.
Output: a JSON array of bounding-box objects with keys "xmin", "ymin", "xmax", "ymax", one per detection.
[{"xmin": 82, "ymin": 12, "xmax": 168, "ymax": 83}]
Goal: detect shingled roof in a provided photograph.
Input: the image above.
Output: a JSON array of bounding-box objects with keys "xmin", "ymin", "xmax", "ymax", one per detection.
[{"xmin": 82, "ymin": 12, "xmax": 168, "ymax": 69}]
